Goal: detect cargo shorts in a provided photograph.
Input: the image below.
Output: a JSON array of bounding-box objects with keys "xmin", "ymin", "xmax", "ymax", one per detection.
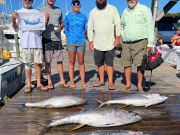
[{"xmin": 121, "ymin": 39, "xmax": 147, "ymax": 67}]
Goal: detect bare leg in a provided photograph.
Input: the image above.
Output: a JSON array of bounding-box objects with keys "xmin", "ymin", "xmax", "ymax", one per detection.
[
  {"xmin": 124, "ymin": 66, "xmax": 132, "ymax": 89},
  {"xmin": 57, "ymin": 61, "xmax": 68, "ymax": 88},
  {"xmin": 35, "ymin": 63, "xmax": 43, "ymax": 87},
  {"xmin": 45, "ymin": 62, "xmax": 53, "ymax": 87},
  {"xmin": 98, "ymin": 65, "xmax": 105, "ymax": 84},
  {"xmin": 106, "ymin": 65, "xmax": 114, "ymax": 89},
  {"xmin": 68, "ymin": 51, "xmax": 76, "ymax": 88},
  {"xmin": 137, "ymin": 66, "xmax": 144, "ymax": 91},
  {"xmin": 25, "ymin": 69, "xmax": 31, "ymax": 88},
  {"xmin": 77, "ymin": 51, "xmax": 85, "ymax": 88}
]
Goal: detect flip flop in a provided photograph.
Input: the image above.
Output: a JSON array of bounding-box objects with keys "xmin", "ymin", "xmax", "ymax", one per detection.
[
  {"xmin": 24, "ymin": 87, "xmax": 33, "ymax": 93},
  {"xmin": 36, "ymin": 86, "xmax": 48, "ymax": 91},
  {"xmin": 108, "ymin": 85, "xmax": 115, "ymax": 90},
  {"xmin": 60, "ymin": 83, "xmax": 69, "ymax": 88},
  {"xmin": 48, "ymin": 85, "xmax": 55, "ymax": 89},
  {"xmin": 93, "ymin": 83, "xmax": 105, "ymax": 87},
  {"xmin": 126, "ymin": 86, "xmax": 131, "ymax": 91}
]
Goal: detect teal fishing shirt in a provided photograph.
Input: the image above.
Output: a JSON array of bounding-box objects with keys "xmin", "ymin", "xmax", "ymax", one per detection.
[{"xmin": 64, "ymin": 12, "xmax": 87, "ymax": 44}]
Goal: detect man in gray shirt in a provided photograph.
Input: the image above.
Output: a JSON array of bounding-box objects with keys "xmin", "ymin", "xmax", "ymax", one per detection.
[
  {"xmin": 39, "ymin": 0, "xmax": 68, "ymax": 89},
  {"xmin": 88, "ymin": 0, "xmax": 121, "ymax": 90}
]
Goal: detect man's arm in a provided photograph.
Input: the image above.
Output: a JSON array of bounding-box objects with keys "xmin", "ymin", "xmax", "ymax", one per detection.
[
  {"xmin": 12, "ymin": 12, "xmax": 18, "ymax": 30},
  {"xmin": 56, "ymin": 12, "xmax": 64, "ymax": 32},
  {"xmin": 113, "ymin": 7, "xmax": 121, "ymax": 47},
  {"xmin": 87, "ymin": 12, "xmax": 94, "ymax": 51},
  {"xmin": 145, "ymin": 8, "xmax": 155, "ymax": 48}
]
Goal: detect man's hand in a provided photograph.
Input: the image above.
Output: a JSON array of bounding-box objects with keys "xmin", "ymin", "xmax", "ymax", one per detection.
[
  {"xmin": 89, "ymin": 41, "xmax": 94, "ymax": 51},
  {"xmin": 12, "ymin": 12, "xmax": 18, "ymax": 29},
  {"xmin": 12, "ymin": 12, "xmax": 18, "ymax": 22},
  {"xmin": 113, "ymin": 37, "xmax": 120, "ymax": 47}
]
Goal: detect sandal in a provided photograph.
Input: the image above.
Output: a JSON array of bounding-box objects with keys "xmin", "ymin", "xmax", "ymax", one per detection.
[
  {"xmin": 93, "ymin": 82, "xmax": 105, "ymax": 87},
  {"xmin": 126, "ymin": 85, "xmax": 131, "ymax": 91},
  {"xmin": 48, "ymin": 85, "xmax": 55, "ymax": 89},
  {"xmin": 108, "ymin": 85, "xmax": 115, "ymax": 90},
  {"xmin": 24, "ymin": 87, "xmax": 33, "ymax": 93},
  {"xmin": 60, "ymin": 83, "xmax": 69, "ymax": 88},
  {"xmin": 36, "ymin": 85, "xmax": 48, "ymax": 91}
]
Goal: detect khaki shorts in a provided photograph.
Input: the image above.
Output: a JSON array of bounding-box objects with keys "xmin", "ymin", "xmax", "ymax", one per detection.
[
  {"xmin": 121, "ymin": 39, "xmax": 147, "ymax": 67},
  {"xmin": 21, "ymin": 48, "xmax": 44, "ymax": 64}
]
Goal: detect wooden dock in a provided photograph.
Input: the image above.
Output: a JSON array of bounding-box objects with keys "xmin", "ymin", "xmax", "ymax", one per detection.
[{"xmin": 0, "ymin": 49, "xmax": 180, "ymax": 135}]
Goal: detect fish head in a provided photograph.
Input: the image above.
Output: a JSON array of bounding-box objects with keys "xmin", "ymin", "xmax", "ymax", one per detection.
[
  {"xmin": 128, "ymin": 112, "xmax": 142, "ymax": 123},
  {"xmin": 131, "ymin": 113, "xmax": 142, "ymax": 122},
  {"xmin": 145, "ymin": 94, "xmax": 168, "ymax": 107}
]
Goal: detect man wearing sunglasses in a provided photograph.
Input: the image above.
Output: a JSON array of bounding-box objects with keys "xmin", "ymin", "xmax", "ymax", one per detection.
[
  {"xmin": 120, "ymin": 0, "xmax": 154, "ymax": 92},
  {"xmin": 39, "ymin": 0, "xmax": 68, "ymax": 89},
  {"xmin": 12, "ymin": 0, "xmax": 48, "ymax": 92},
  {"xmin": 88, "ymin": 0, "xmax": 121, "ymax": 90}
]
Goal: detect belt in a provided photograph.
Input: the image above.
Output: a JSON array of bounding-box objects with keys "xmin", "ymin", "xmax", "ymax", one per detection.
[{"xmin": 123, "ymin": 39, "xmax": 145, "ymax": 44}]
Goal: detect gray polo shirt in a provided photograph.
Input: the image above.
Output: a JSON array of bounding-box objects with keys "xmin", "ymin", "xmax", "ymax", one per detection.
[{"xmin": 39, "ymin": 6, "xmax": 63, "ymax": 41}]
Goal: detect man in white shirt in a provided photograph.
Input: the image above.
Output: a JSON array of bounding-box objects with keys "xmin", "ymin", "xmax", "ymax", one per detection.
[
  {"xmin": 88, "ymin": 0, "xmax": 121, "ymax": 90},
  {"xmin": 12, "ymin": 0, "xmax": 48, "ymax": 92}
]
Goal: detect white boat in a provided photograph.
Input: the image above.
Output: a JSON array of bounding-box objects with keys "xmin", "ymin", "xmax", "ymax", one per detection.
[
  {"xmin": 0, "ymin": 26, "xmax": 24, "ymax": 100},
  {"xmin": 0, "ymin": 59, "xmax": 24, "ymax": 99}
]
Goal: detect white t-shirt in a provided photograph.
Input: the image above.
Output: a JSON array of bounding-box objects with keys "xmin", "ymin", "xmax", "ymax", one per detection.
[{"xmin": 17, "ymin": 8, "xmax": 42, "ymax": 49}]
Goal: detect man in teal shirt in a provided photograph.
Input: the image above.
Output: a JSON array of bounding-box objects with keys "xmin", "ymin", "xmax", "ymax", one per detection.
[{"xmin": 121, "ymin": 0, "xmax": 155, "ymax": 92}]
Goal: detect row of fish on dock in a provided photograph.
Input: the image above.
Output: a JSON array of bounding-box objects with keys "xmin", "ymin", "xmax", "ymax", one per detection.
[{"xmin": 23, "ymin": 93, "xmax": 168, "ymax": 135}]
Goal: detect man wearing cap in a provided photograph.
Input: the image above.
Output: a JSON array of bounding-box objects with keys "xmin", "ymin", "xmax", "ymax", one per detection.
[
  {"xmin": 88, "ymin": 0, "xmax": 121, "ymax": 90},
  {"xmin": 39, "ymin": 0, "xmax": 68, "ymax": 89},
  {"xmin": 12, "ymin": 0, "xmax": 48, "ymax": 92},
  {"xmin": 120, "ymin": 0, "xmax": 155, "ymax": 92}
]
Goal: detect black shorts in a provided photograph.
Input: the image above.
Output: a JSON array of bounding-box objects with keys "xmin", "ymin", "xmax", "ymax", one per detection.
[{"xmin": 94, "ymin": 48, "xmax": 115, "ymax": 67}]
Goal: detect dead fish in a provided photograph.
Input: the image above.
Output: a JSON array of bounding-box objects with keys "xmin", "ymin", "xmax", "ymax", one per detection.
[
  {"xmin": 24, "ymin": 96, "xmax": 87, "ymax": 108},
  {"xmin": 39, "ymin": 108, "xmax": 142, "ymax": 135},
  {"xmin": 97, "ymin": 93, "xmax": 168, "ymax": 107},
  {"xmin": 75, "ymin": 130, "xmax": 150, "ymax": 135}
]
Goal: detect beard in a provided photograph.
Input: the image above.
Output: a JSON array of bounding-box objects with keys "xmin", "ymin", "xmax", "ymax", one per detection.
[{"xmin": 96, "ymin": 0, "xmax": 107, "ymax": 10}]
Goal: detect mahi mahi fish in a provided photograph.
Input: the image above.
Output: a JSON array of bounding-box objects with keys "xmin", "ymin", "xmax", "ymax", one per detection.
[
  {"xmin": 98, "ymin": 93, "xmax": 168, "ymax": 108},
  {"xmin": 24, "ymin": 96, "xmax": 87, "ymax": 108},
  {"xmin": 39, "ymin": 109, "xmax": 142, "ymax": 135}
]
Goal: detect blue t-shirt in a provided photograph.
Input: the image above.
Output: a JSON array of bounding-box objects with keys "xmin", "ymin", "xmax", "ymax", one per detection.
[{"xmin": 64, "ymin": 12, "xmax": 87, "ymax": 44}]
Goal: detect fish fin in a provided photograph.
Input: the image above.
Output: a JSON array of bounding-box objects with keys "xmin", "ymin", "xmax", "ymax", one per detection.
[
  {"xmin": 67, "ymin": 124, "xmax": 86, "ymax": 132},
  {"xmin": 39, "ymin": 125, "xmax": 51, "ymax": 135},
  {"xmin": 95, "ymin": 99, "xmax": 105, "ymax": 108},
  {"xmin": 145, "ymin": 104, "xmax": 151, "ymax": 107},
  {"xmin": 118, "ymin": 104, "xmax": 130, "ymax": 108}
]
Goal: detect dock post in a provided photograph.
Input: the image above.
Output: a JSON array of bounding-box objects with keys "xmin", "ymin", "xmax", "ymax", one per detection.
[{"xmin": 14, "ymin": 33, "xmax": 20, "ymax": 58}]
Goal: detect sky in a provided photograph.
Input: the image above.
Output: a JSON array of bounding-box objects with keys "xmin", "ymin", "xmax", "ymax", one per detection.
[{"xmin": 0, "ymin": 0, "xmax": 179, "ymax": 16}]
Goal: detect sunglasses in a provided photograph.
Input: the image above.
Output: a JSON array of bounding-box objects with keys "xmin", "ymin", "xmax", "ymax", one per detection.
[{"xmin": 72, "ymin": 3, "xmax": 80, "ymax": 6}]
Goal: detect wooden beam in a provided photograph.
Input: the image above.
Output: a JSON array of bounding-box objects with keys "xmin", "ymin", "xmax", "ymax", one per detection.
[{"xmin": 156, "ymin": 1, "xmax": 178, "ymax": 21}]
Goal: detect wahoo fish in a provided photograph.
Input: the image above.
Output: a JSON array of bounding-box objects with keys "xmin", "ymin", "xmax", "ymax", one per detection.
[
  {"xmin": 39, "ymin": 109, "xmax": 142, "ymax": 135},
  {"xmin": 98, "ymin": 93, "xmax": 168, "ymax": 108},
  {"xmin": 24, "ymin": 96, "xmax": 87, "ymax": 108}
]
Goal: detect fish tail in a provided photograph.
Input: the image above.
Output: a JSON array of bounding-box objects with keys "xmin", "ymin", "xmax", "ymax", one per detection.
[
  {"xmin": 39, "ymin": 125, "xmax": 52, "ymax": 135},
  {"xmin": 95, "ymin": 99, "xmax": 105, "ymax": 108}
]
